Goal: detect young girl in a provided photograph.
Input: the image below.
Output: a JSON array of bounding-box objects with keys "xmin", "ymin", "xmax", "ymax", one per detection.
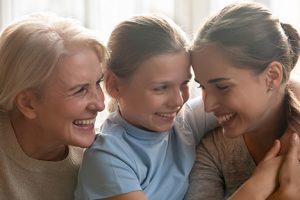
[
  {"xmin": 74, "ymin": 14, "xmax": 216, "ymax": 200},
  {"xmin": 185, "ymin": 2, "xmax": 300, "ymax": 200}
]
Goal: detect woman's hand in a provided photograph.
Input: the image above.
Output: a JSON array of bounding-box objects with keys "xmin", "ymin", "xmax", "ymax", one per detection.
[
  {"xmin": 229, "ymin": 140, "xmax": 282, "ymax": 200},
  {"xmin": 267, "ymin": 133, "xmax": 300, "ymax": 200}
]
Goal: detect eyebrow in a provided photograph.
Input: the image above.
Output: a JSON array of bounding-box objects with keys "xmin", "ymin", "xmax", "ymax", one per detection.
[{"xmin": 208, "ymin": 77, "xmax": 231, "ymax": 84}]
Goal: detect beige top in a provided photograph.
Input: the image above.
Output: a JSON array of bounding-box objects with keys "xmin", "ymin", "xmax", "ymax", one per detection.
[
  {"xmin": 185, "ymin": 128, "xmax": 256, "ymax": 200},
  {"xmin": 0, "ymin": 113, "xmax": 84, "ymax": 200}
]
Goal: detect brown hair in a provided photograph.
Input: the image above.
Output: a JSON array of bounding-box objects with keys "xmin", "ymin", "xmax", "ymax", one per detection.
[
  {"xmin": 106, "ymin": 14, "xmax": 189, "ymax": 111},
  {"xmin": 192, "ymin": 2, "xmax": 300, "ymax": 132}
]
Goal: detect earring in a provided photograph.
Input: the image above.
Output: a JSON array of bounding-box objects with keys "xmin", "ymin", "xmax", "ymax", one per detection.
[{"xmin": 267, "ymin": 86, "xmax": 273, "ymax": 93}]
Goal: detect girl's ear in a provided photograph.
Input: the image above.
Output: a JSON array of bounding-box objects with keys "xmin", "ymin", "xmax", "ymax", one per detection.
[
  {"xmin": 105, "ymin": 71, "xmax": 121, "ymax": 98},
  {"xmin": 265, "ymin": 61, "xmax": 283, "ymax": 91},
  {"xmin": 14, "ymin": 90, "xmax": 37, "ymax": 119}
]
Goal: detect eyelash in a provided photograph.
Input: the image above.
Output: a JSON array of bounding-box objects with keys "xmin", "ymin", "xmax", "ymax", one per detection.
[
  {"xmin": 197, "ymin": 84, "xmax": 204, "ymax": 89},
  {"xmin": 96, "ymin": 76, "xmax": 104, "ymax": 88},
  {"xmin": 153, "ymin": 85, "xmax": 168, "ymax": 91},
  {"xmin": 74, "ymin": 87, "xmax": 87, "ymax": 95},
  {"xmin": 153, "ymin": 80, "xmax": 190, "ymax": 91},
  {"xmin": 215, "ymin": 84, "xmax": 229, "ymax": 90},
  {"xmin": 196, "ymin": 84, "xmax": 229, "ymax": 92},
  {"xmin": 74, "ymin": 76, "xmax": 104, "ymax": 95}
]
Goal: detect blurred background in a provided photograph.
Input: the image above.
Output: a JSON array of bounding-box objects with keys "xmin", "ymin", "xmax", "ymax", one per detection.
[{"xmin": 1, "ymin": 0, "xmax": 300, "ymax": 126}]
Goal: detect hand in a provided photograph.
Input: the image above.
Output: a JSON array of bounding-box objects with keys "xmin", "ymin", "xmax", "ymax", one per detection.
[
  {"xmin": 279, "ymin": 131, "xmax": 300, "ymax": 160},
  {"xmin": 228, "ymin": 140, "xmax": 282, "ymax": 200},
  {"xmin": 267, "ymin": 133, "xmax": 300, "ymax": 200}
]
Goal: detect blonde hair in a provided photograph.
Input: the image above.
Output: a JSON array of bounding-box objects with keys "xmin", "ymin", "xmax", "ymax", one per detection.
[{"xmin": 0, "ymin": 13, "xmax": 107, "ymax": 113}]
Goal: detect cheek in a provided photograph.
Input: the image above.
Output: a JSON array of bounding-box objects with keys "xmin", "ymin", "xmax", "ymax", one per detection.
[
  {"xmin": 55, "ymin": 100, "xmax": 84, "ymax": 117},
  {"xmin": 183, "ymin": 88, "xmax": 190, "ymax": 102}
]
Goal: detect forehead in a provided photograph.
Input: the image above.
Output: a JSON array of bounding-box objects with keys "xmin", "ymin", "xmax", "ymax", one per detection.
[
  {"xmin": 192, "ymin": 46, "xmax": 236, "ymax": 77},
  {"xmin": 47, "ymin": 48, "xmax": 102, "ymax": 85},
  {"xmin": 132, "ymin": 51, "xmax": 191, "ymax": 81}
]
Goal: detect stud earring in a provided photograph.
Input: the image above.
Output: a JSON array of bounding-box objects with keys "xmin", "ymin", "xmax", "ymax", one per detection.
[{"xmin": 267, "ymin": 86, "xmax": 273, "ymax": 92}]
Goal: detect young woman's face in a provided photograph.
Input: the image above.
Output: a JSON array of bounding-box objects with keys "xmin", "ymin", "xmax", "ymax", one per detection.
[
  {"xmin": 192, "ymin": 46, "xmax": 272, "ymax": 138},
  {"xmin": 32, "ymin": 48, "xmax": 105, "ymax": 148},
  {"xmin": 118, "ymin": 51, "xmax": 191, "ymax": 132}
]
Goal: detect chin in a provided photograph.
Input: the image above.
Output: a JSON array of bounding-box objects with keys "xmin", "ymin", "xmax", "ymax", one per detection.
[
  {"xmin": 222, "ymin": 127, "xmax": 242, "ymax": 138},
  {"xmin": 75, "ymin": 137, "xmax": 96, "ymax": 148},
  {"xmin": 156, "ymin": 126, "xmax": 172, "ymax": 133}
]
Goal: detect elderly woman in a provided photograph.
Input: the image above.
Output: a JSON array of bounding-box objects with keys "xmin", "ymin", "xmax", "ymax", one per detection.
[{"xmin": 0, "ymin": 13, "xmax": 106, "ymax": 200}]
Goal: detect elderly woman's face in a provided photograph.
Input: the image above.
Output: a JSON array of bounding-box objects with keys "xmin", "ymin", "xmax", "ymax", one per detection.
[{"xmin": 32, "ymin": 48, "xmax": 105, "ymax": 148}]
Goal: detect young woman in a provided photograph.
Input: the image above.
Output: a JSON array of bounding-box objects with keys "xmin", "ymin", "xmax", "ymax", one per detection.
[{"xmin": 185, "ymin": 2, "xmax": 300, "ymax": 200}]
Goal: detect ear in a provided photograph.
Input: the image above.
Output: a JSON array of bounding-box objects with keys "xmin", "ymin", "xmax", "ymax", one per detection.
[
  {"xmin": 105, "ymin": 71, "xmax": 121, "ymax": 98},
  {"xmin": 265, "ymin": 61, "xmax": 283, "ymax": 91},
  {"xmin": 14, "ymin": 90, "xmax": 37, "ymax": 119}
]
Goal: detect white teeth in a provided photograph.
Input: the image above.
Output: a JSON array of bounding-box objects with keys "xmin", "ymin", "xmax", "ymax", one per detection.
[
  {"xmin": 217, "ymin": 113, "xmax": 234, "ymax": 124},
  {"xmin": 73, "ymin": 118, "xmax": 96, "ymax": 126},
  {"xmin": 157, "ymin": 113, "xmax": 176, "ymax": 118}
]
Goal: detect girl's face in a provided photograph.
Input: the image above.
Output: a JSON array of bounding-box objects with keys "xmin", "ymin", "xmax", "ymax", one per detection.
[
  {"xmin": 117, "ymin": 50, "xmax": 191, "ymax": 132},
  {"xmin": 31, "ymin": 48, "xmax": 105, "ymax": 148},
  {"xmin": 192, "ymin": 46, "xmax": 273, "ymax": 138}
]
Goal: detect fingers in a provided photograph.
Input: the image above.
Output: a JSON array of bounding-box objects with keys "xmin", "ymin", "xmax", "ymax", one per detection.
[
  {"xmin": 274, "ymin": 133, "xmax": 300, "ymax": 199},
  {"xmin": 263, "ymin": 139, "xmax": 281, "ymax": 161},
  {"xmin": 285, "ymin": 133, "xmax": 299, "ymax": 166}
]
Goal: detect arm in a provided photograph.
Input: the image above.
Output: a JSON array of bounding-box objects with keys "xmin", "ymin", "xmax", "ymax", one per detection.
[
  {"xmin": 105, "ymin": 191, "xmax": 147, "ymax": 200},
  {"xmin": 185, "ymin": 131, "xmax": 225, "ymax": 200},
  {"xmin": 74, "ymin": 137, "xmax": 144, "ymax": 200}
]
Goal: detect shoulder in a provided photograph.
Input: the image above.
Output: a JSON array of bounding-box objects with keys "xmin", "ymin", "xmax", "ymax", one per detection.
[
  {"xmin": 68, "ymin": 146, "xmax": 84, "ymax": 164},
  {"xmin": 84, "ymin": 115, "xmax": 138, "ymax": 169},
  {"xmin": 197, "ymin": 128, "xmax": 244, "ymax": 160}
]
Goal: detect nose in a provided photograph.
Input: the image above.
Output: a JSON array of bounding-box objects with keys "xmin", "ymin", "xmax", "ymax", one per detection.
[
  {"xmin": 169, "ymin": 89, "xmax": 186, "ymax": 108},
  {"xmin": 88, "ymin": 87, "xmax": 105, "ymax": 112},
  {"xmin": 202, "ymin": 91, "xmax": 219, "ymax": 113}
]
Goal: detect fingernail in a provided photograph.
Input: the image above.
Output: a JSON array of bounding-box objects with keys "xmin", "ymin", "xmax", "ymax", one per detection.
[{"xmin": 292, "ymin": 133, "xmax": 299, "ymax": 142}]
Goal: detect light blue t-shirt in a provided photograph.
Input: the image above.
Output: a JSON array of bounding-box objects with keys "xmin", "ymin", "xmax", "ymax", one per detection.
[{"xmin": 75, "ymin": 97, "xmax": 216, "ymax": 200}]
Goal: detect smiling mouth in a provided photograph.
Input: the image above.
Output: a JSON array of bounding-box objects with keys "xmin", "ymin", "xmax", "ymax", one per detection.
[
  {"xmin": 216, "ymin": 113, "xmax": 235, "ymax": 124},
  {"xmin": 73, "ymin": 118, "xmax": 96, "ymax": 127},
  {"xmin": 156, "ymin": 112, "xmax": 177, "ymax": 119}
]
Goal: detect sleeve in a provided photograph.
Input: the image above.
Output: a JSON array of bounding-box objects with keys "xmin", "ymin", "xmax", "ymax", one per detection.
[
  {"xmin": 184, "ymin": 131, "xmax": 225, "ymax": 200},
  {"xmin": 74, "ymin": 136, "xmax": 142, "ymax": 200},
  {"xmin": 184, "ymin": 97, "xmax": 217, "ymax": 144}
]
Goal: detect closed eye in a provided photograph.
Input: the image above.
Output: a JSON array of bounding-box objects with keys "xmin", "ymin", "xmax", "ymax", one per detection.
[
  {"xmin": 153, "ymin": 85, "xmax": 168, "ymax": 91},
  {"xmin": 215, "ymin": 84, "xmax": 229, "ymax": 90},
  {"xmin": 74, "ymin": 86, "xmax": 88, "ymax": 95},
  {"xmin": 96, "ymin": 75, "xmax": 104, "ymax": 88}
]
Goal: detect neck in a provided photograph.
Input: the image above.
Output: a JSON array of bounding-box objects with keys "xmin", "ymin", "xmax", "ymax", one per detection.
[
  {"xmin": 244, "ymin": 94, "xmax": 287, "ymax": 164},
  {"xmin": 10, "ymin": 115, "xmax": 68, "ymax": 161}
]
